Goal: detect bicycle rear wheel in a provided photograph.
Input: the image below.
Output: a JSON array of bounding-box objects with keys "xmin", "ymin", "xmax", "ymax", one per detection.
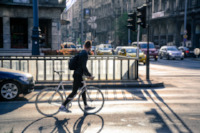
[
  {"xmin": 78, "ymin": 86, "xmax": 104, "ymax": 114},
  {"xmin": 35, "ymin": 88, "xmax": 63, "ymax": 117}
]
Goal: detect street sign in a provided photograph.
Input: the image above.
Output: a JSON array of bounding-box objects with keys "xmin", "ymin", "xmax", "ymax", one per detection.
[
  {"xmin": 87, "ymin": 16, "xmax": 97, "ymax": 29},
  {"xmin": 183, "ymin": 34, "xmax": 188, "ymax": 39}
]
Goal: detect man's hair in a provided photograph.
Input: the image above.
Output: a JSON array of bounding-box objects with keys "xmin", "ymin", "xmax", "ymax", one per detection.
[{"xmin": 84, "ymin": 40, "xmax": 92, "ymax": 48}]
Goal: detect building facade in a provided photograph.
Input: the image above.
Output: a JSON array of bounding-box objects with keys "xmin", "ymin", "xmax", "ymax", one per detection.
[
  {"xmin": 65, "ymin": 0, "xmax": 146, "ymax": 47},
  {"xmin": 0, "ymin": 0, "xmax": 65, "ymax": 56},
  {"xmin": 65, "ymin": 0, "xmax": 200, "ymax": 49},
  {"xmin": 150, "ymin": 0, "xmax": 200, "ymax": 49}
]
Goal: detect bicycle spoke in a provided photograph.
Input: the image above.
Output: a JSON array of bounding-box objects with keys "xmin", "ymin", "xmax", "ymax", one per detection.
[
  {"xmin": 35, "ymin": 88, "xmax": 63, "ymax": 117},
  {"xmin": 78, "ymin": 86, "xmax": 104, "ymax": 114}
]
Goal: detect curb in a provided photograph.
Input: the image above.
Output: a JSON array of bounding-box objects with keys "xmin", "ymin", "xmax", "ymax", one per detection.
[{"xmin": 34, "ymin": 82, "xmax": 164, "ymax": 89}]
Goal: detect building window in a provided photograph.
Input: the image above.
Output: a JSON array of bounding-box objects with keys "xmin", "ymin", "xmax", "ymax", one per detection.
[
  {"xmin": 39, "ymin": 19, "xmax": 52, "ymax": 48},
  {"xmin": 154, "ymin": 0, "xmax": 159, "ymax": 12},
  {"xmin": 168, "ymin": 35, "xmax": 173, "ymax": 42},
  {"xmin": 0, "ymin": 18, "xmax": 3, "ymax": 48},
  {"xmin": 153, "ymin": 36, "xmax": 159, "ymax": 46},
  {"xmin": 10, "ymin": 18, "xmax": 28, "ymax": 49}
]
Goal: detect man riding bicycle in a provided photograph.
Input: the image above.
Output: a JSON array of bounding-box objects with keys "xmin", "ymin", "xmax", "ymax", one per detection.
[{"xmin": 59, "ymin": 40, "xmax": 95, "ymax": 112}]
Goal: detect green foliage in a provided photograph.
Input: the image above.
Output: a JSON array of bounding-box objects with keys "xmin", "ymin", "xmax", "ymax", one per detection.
[
  {"xmin": 116, "ymin": 13, "xmax": 142, "ymax": 45},
  {"xmin": 116, "ymin": 13, "xmax": 128, "ymax": 45}
]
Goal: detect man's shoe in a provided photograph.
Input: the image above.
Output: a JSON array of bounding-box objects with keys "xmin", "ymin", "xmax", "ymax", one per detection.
[
  {"xmin": 59, "ymin": 106, "xmax": 71, "ymax": 113},
  {"xmin": 85, "ymin": 106, "xmax": 96, "ymax": 111}
]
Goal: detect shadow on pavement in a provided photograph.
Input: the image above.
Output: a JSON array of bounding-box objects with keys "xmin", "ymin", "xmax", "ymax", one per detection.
[
  {"xmin": 0, "ymin": 97, "xmax": 28, "ymax": 115},
  {"xmin": 144, "ymin": 90, "xmax": 193, "ymax": 133},
  {"xmin": 73, "ymin": 113, "xmax": 104, "ymax": 133},
  {"xmin": 145, "ymin": 109, "xmax": 172, "ymax": 133},
  {"xmin": 21, "ymin": 114, "xmax": 104, "ymax": 133}
]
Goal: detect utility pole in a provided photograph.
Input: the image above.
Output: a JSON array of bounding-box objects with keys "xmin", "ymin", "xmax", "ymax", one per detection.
[
  {"xmin": 32, "ymin": 0, "xmax": 40, "ymax": 55},
  {"xmin": 81, "ymin": 0, "xmax": 84, "ymax": 47},
  {"xmin": 183, "ymin": 0, "xmax": 188, "ymax": 47}
]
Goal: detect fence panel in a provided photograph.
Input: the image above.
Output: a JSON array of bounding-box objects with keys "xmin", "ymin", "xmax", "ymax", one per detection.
[{"xmin": 0, "ymin": 56, "xmax": 138, "ymax": 82}]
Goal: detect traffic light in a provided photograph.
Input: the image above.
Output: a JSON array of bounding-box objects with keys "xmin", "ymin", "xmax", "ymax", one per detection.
[
  {"xmin": 137, "ymin": 4, "xmax": 146, "ymax": 28},
  {"xmin": 127, "ymin": 12, "xmax": 136, "ymax": 31}
]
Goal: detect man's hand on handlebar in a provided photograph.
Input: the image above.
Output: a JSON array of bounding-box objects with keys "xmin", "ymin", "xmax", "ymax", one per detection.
[{"xmin": 87, "ymin": 76, "xmax": 95, "ymax": 80}]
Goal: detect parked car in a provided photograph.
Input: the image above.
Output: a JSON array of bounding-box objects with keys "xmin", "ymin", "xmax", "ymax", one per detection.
[
  {"xmin": 96, "ymin": 47, "xmax": 113, "ymax": 55},
  {"xmin": 0, "ymin": 68, "xmax": 34, "ymax": 100},
  {"xmin": 118, "ymin": 47, "xmax": 146, "ymax": 65},
  {"xmin": 159, "ymin": 46, "xmax": 184, "ymax": 60}
]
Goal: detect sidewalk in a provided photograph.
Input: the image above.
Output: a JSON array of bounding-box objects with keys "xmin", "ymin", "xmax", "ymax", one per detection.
[{"xmin": 34, "ymin": 75, "xmax": 164, "ymax": 89}]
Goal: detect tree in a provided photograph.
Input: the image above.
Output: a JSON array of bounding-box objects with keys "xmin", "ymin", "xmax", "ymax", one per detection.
[{"xmin": 116, "ymin": 13, "xmax": 141, "ymax": 46}]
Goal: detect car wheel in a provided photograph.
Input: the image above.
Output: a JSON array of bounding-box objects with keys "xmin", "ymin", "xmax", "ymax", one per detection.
[
  {"xmin": 155, "ymin": 57, "xmax": 157, "ymax": 61},
  {"xmin": 159, "ymin": 55, "xmax": 162, "ymax": 59},
  {"xmin": 181, "ymin": 58, "xmax": 184, "ymax": 60},
  {"xmin": 0, "ymin": 81, "xmax": 20, "ymax": 100}
]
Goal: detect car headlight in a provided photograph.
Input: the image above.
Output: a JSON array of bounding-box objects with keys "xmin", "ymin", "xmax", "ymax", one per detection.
[
  {"xmin": 182, "ymin": 52, "xmax": 184, "ymax": 55},
  {"xmin": 169, "ymin": 53, "xmax": 172, "ymax": 55},
  {"xmin": 19, "ymin": 76, "xmax": 29, "ymax": 82}
]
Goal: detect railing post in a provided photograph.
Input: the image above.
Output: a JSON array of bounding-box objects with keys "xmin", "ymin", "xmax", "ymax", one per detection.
[{"xmin": 44, "ymin": 59, "xmax": 46, "ymax": 81}]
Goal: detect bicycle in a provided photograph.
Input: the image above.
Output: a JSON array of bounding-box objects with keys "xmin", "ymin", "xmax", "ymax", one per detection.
[{"xmin": 35, "ymin": 70, "xmax": 104, "ymax": 117}]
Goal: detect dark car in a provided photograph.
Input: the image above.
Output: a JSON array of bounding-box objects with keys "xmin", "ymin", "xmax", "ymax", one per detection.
[
  {"xmin": 0, "ymin": 68, "xmax": 34, "ymax": 100},
  {"xmin": 178, "ymin": 46, "xmax": 191, "ymax": 57}
]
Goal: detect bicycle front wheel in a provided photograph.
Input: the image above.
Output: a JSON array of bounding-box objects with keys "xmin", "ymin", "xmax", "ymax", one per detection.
[
  {"xmin": 35, "ymin": 88, "xmax": 63, "ymax": 117},
  {"xmin": 78, "ymin": 86, "xmax": 104, "ymax": 114}
]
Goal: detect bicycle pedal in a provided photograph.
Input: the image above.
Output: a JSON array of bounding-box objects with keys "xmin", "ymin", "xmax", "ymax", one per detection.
[{"xmin": 68, "ymin": 103, "xmax": 72, "ymax": 108}]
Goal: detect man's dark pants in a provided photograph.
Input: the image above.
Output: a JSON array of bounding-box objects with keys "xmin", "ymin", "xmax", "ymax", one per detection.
[{"xmin": 63, "ymin": 73, "xmax": 87, "ymax": 106}]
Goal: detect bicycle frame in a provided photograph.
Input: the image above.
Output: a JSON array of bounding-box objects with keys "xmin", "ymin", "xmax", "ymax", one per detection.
[{"xmin": 53, "ymin": 80, "xmax": 88, "ymax": 106}]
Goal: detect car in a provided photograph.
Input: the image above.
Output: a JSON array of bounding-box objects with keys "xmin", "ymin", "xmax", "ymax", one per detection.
[
  {"xmin": 178, "ymin": 46, "xmax": 190, "ymax": 57},
  {"xmin": 0, "ymin": 68, "xmax": 34, "ymax": 100},
  {"xmin": 114, "ymin": 46, "xmax": 124, "ymax": 55},
  {"xmin": 59, "ymin": 42, "xmax": 80, "ymax": 55},
  {"xmin": 132, "ymin": 42, "xmax": 158, "ymax": 61},
  {"xmin": 96, "ymin": 47, "xmax": 113, "ymax": 55},
  {"xmin": 118, "ymin": 47, "xmax": 146, "ymax": 65},
  {"xmin": 159, "ymin": 46, "xmax": 184, "ymax": 60},
  {"xmin": 91, "ymin": 46, "xmax": 96, "ymax": 55}
]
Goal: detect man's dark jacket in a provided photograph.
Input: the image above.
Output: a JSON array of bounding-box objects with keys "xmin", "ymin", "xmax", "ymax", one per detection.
[{"xmin": 74, "ymin": 50, "xmax": 91, "ymax": 77}]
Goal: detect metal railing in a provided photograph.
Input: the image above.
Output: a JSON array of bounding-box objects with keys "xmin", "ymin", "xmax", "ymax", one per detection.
[{"xmin": 0, "ymin": 55, "xmax": 138, "ymax": 82}]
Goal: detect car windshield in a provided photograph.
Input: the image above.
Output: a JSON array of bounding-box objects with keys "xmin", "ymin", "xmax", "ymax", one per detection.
[
  {"xmin": 70, "ymin": 45, "xmax": 76, "ymax": 48},
  {"xmin": 126, "ymin": 48, "xmax": 136, "ymax": 53},
  {"xmin": 167, "ymin": 47, "xmax": 178, "ymax": 51},
  {"xmin": 140, "ymin": 44, "xmax": 155, "ymax": 48},
  {"xmin": 99, "ymin": 48, "xmax": 111, "ymax": 50}
]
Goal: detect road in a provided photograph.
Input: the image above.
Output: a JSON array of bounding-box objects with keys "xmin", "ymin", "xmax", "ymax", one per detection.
[{"xmin": 0, "ymin": 58, "xmax": 200, "ymax": 133}]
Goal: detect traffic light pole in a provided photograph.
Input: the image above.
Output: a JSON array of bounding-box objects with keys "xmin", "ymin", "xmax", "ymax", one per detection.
[
  {"xmin": 81, "ymin": 0, "xmax": 83, "ymax": 47},
  {"xmin": 32, "ymin": 0, "xmax": 40, "ymax": 55},
  {"xmin": 136, "ymin": 25, "xmax": 140, "ymax": 59},
  {"xmin": 146, "ymin": 0, "xmax": 150, "ymax": 80}
]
